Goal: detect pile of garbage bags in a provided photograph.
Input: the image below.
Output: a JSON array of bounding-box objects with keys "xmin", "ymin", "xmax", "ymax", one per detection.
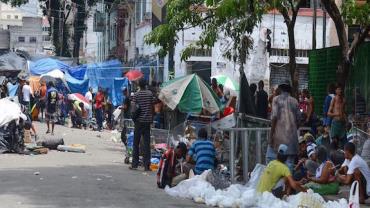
[
  {"xmin": 165, "ymin": 164, "xmax": 348, "ymax": 208},
  {"xmin": 0, "ymin": 99, "xmax": 27, "ymax": 154}
]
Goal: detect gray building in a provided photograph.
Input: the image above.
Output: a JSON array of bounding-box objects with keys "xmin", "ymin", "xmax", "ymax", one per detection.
[
  {"xmin": 0, "ymin": 29, "xmax": 9, "ymax": 49},
  {"xmin": 9, "ymin": 17, "xmax": 51, "ymax": 56}
]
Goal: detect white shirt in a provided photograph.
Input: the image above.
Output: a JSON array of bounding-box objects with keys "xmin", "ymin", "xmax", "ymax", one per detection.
[
  {"xmin": 85, "ymin": 91, "xmax": 92, "ymax": 102},
  {"xmin": 342, "ymin": 154, "xmax": 370, "ymax": 195},
  {"xmin": 22, "ymin": 84, "xmax": 31, "ymax": 102}
]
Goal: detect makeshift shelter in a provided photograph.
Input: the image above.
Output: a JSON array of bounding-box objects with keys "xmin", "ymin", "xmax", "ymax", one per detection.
[
  {"xmin": 29, "ymin": 76, "xmax": 41, "ymax": 95},
  {"xmin": 68, "ymin": 64, "xmax": 87, "ymax": 80},
  {"xmin": 86, "ymin": 60, "xmax": 127, "ymax": 106},
  {"xmin": 0, "ymin": 98, "xmax": 26, "ymax": 154},
  {"xmin": 0, "ymin": 51, "xmax": 27, "ymax": 77},
  {"xmin": 29, "ymin": 58, "xmax": 70, "ymax": 76},
  {"xmin": 65, "ymin": 72, "xmax": 88, "ymax": 95}
]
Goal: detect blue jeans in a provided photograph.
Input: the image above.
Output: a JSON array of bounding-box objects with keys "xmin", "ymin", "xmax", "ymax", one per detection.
[
  {"xmin": 96, "ymin": 108, "xmax": 103, "ymax": 130},
  {"xmin": 266, "ymin": 146, "xmax": 296, "ymax": 173}
]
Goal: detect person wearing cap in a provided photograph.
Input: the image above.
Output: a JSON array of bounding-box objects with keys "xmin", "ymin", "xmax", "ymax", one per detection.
[
  {"xmin": 267, "ymin": 80, "xmax": 299, "ymax": 171},
  {"xmin": 257, "ymin": 144, "xmax": 306, "ymax": 198},
  {"xmin": 303, "ymin": 146, "xmax": 339, "ymax": 195},
  {"xmin": 306, "ymin": 142, "xmax": 319, "ymax": 177}
]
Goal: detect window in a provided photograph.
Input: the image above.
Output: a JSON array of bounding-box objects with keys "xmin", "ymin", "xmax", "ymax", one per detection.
[
  {"xmin": 14, "ymin": 15, "xmax": 18, "ymax": 19},
  {"xmin": 191, "ymin": 48, "xmax": 212, "ymax": 57},
  {"xmin": 43, "ymin": 27, "xmax": 50, "ymax": 32},
  {"xmin": 18, "ymin": 36, "xmax": 25, "ymax": 42},
  {"xmin": 7, "ymin": 15, "xmax": 11, "ymax": 19},
  {"xmin": 270, "ymin": 48, "xmax": 308, "ymax": 57},
  {"xmin": 43, "ymin": 35, "xmax": 51, "ymax": 41},
  {"xmin": 29, "ymin": 37, "xmax": 37, "ymax": 43}
]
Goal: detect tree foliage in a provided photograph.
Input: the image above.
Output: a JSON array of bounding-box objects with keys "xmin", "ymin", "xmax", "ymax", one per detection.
[
  {"xmin": 0, "ymin": 0, "xmax": 28, "ymax": 7},
  {"xmin": 145, "ymin": 0, "xmax": 264, "ymax": 70},
  {"xmin": 320, "ymin": 0, "xmax": 370, "ymax": 86},
  {"xmin": 266, "ymin": 0, "xmax": 305, "ymax": 96}
]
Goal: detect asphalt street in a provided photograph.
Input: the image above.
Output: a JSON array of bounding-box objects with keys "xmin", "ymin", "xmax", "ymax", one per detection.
[{"xmin": 0, "ymin": 122, "xmax": 204, "ymax": 208}]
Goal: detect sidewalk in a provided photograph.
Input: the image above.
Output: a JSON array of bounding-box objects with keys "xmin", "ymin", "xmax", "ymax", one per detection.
[{"xmin": 324, "ymin": 185, "xmax": 370, "ymax": 208}]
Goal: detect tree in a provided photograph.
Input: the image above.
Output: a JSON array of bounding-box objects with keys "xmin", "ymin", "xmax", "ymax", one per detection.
[
  {"xmin": 320, "ymin": 0, "xmax": 370, "ymax": 87},
  {"xmin": 145, "ymin": 0, "xmax": 264, "ymax": 76},
  {"xmin": 266, "ymin": 0, "xmax": 305, "ymax": 96},
  {"xmin": 40, "ymin": 0, "xmax": 72, "ymax": 57},
  {"xmin": 0, "ymin": 0, "xmax": 27, "ymax": 6}
]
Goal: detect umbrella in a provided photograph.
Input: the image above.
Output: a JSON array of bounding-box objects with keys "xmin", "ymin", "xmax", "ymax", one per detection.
[
  {"xmin": 159, "ymin": 74, "xmax": 222, "ymax": 114},
  {"xmin": 125, "ymin": 70, "xmax": 143, "ymax": 81},
  {"xmin": 67, "ymin": 93, "xmax": 91, "ymax": 109},
  {"xmin": 212, "ymin": 75, "xmax": 239, "ymax": 91}
]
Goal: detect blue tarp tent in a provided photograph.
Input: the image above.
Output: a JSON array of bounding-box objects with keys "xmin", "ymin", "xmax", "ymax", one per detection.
[
  {"xmin": 113, "ymin": 78, "xmax": 129, "ymax": 106},
  {"xmin": 65, "ymin": 72, "xmax": 89, "ymax": 95},
  {"xmin": 86, "ymin": 59, "xmax": 127, "ymax": 106},
  {"xmin": 29, "ymin": 58, "xmax": 70, "ymax": 76},
  {"xmin": 68, "ymin": 65, "xmax": 87, "ymax": 80}
]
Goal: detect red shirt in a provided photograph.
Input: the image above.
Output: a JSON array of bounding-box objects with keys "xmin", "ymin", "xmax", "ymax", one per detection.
[{"xmin": 95, "ymin": 92, "xmax": 104, "ymax": 109}]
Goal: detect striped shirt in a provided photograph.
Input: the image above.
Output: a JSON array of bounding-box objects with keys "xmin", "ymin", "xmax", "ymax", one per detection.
[
  {"xmin": 133, "ymin": 90, "xmax": 154, "ymax": 123},
  {"xmin": 188, "ymin": 139, "xmax": 216, "ymax": 175}
]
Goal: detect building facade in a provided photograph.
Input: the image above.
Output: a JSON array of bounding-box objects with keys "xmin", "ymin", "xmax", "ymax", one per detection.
[{"xmin": 9, "ymin": 17, "xmax": 51, "ymax": 55}]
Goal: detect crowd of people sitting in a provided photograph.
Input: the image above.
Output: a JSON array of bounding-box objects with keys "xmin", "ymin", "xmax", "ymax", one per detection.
[{"xmin": 155, "ymin": 80, "xmax": 370, "ymax": 205}]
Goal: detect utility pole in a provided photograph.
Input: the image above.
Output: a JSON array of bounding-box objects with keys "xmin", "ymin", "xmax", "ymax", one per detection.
[{"xmin": 312, "ymin": 0, "xmax": 317, "ymax": 50}]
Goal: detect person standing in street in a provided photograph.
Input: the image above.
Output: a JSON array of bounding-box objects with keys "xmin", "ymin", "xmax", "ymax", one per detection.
[
  {"xmin": 256, "ymin": 80, "xmax": 268, "ymax": 119},
  {"xmin": 267, "ymin": 80, "xmax": 299, "ymax": 171},
  {"xmin": 328, "ymin": 84, "xmax": 347, "ymax": 148},
  {"xmin": 39, "ymin": 82, "xmax": 47, "ymax": 121},
  {"xmin": 85, "ymin": 87, "xmax": 93, "ymax": 121},
  {"xmin": 22, "ymin": 80, "xmax": 31, "ymax": 111},
  {"xmin": 46, "ymin": 82, "xmax": 59, "ymax": 135},
  {"xmin": 130, "ymin": 79, "xmax": 154, "ymax": 171},
  {"xmin": 95, "ymin": 87, "xmax": 105, "ymax": 131}
]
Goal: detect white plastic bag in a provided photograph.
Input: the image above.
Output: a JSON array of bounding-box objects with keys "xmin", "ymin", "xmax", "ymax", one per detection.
[
  {"xmin": 348, "ymin": 181, "xmax": 360, "ymax": 208},
  {"xmin": 245, "ymin": 163, "xmax": 266, "ymax": 188},
  {"xmin": 113, "ymin": 108, "xmax": 121, "ymax": 121}
]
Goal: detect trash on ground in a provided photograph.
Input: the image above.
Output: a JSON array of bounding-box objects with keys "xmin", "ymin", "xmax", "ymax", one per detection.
[
  {"xmin": 34, "ymin": 172, "xmax": 40, "ymax": 175},
  {"xmin": 57, "ymin": 144, "xmax": 86, "ymax": 153}
]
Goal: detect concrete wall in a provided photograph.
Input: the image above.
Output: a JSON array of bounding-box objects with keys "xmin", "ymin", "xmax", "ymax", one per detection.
[
  {"xmin": 169, "ymin": 12, "xmax": 340, "ymax": 92},
  {"xmin": 9, "ymin": 17, "xmax": 45, "ymax": 55},
  {"xmin": 0, "ymin": 29, "xmax": 9, "ymax": 49}
]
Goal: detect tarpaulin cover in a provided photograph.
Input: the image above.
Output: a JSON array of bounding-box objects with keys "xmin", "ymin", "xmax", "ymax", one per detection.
[
  {"xmin": 29, "ymin": 58, "xmax": 70, "ymax": 75},
  {"xmin": 0, "ymin": 52, "xmax": 26, "ymax": 71},
  {"xmin": 86, "ymin": 60, "xmax": 125, "ymax": 106},
  {"xmin": 6, "ymin": 82, "xmax": 18, "ymax": 97},
  {"xmin": 113, "ymin": 78, "xmax": 129, "ymax": 107},
  {"xmin": 68, "ymin": 65, "xmax": 87, "ymax": 80},
  {"xmin": 65, "ymin": 72, "xmax": 89, "ymax": 95},
  {"xmin": 29, "ymin": 76, "xmax": 41, "ymax": 95}
]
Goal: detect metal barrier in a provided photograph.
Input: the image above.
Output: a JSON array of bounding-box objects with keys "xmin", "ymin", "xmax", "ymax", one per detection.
[
  {"xmin": 223, "ymin": 126, "xmax": 315, "ymax": 183},
  {"xmin": 222, "ymin": 127, "xmax": 271, "ymax": 183}
]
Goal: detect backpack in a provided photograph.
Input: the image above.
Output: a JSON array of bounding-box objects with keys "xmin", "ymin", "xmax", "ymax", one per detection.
[{"xmin": 157, "ymin": 149, "xmax": 175, "ymax": 189}]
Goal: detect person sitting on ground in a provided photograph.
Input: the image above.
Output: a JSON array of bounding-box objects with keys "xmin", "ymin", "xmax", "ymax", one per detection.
[
  {"xmin": 71, "ymin": 101, "xmax": 87, "ymax": 129},
  {"xmin": 257, "ymin": 144, "xmax": 306, "ymax": 198},
  {"xmin": 316, "ymin": 125, "xmax": 331, "ymax": 151},
  {"xmin": 329, "ymin": 138, "xmax": 345, "ymax": 167},
  {"xmin": 157, "ymin": 142, "xmax": 188, "ymax": 188},
  {"xmin": 294, "ymin": 136, "xmax": 308, "ymax": 180},
  {"xmin": 337, "ymin": 142, "xmax": 370, "ymax": 204},
  {"xmin": 187, "ymin": 128, "xmax": 216, "ymax": 175},
  {"xmin": 304, "ymin": 146, "xmax": 339, "ymax": 195}
]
